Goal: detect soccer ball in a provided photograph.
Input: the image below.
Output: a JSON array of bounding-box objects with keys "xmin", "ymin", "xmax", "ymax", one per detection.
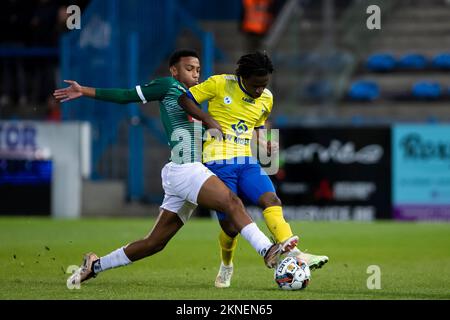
[{"xmin": 274, "ymin": 256, "xmax": 311, "ymax": 290}]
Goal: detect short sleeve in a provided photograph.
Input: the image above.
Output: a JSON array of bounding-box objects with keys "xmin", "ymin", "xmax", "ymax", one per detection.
[
  {"xmin": 187, "ymin": 76, "xmax": 219, "ymax": 104},
  {"xmin": 255, "ymin": 98, "xmax": 273, "ymax": 128},
  {"xmin": 255, "ymin": 112, "xmax": 269, "ymax": 129},
  {"xmin": 136, "ymin": 77, "xmax": 173, "ymax": 103}
]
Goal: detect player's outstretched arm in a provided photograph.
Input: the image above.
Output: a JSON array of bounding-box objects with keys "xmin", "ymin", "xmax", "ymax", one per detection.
[
  {"xmin": 54, "ymin": 80, "xmax": 143, "ymax": 104},
  {"xmin": 53, "ymin": 80, "xmax": 94, "ymax": 103},
  {"xmin": 178, "ymin": 93, "xmax": 222, "ymax": 133}
]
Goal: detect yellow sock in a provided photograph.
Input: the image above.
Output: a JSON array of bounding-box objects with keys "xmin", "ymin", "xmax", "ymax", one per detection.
[
  {"xmin": 219, "ymin": 230, "xmax": 238, "ymax": 266},
  {"xmin": 262, "ymin": 206, "xmax": 293, "ymax": 242}
]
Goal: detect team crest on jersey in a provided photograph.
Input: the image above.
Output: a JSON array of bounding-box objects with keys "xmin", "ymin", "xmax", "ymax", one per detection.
[
  {"xmin": 224, "ymin": 96, "xmax": 232, "ymax": 105},
  {"xmin": 231, "ymin": 120, "xmax": 248, "ymax": 136}
]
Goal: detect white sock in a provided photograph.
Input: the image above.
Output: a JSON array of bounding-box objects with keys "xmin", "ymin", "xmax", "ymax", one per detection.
[
  {"xmin": 240, "ymin": 223, "xmax": 273, "ymax": 257},
  {"xmin": 95, "ymin": 247, "xmax": 132, "ymax": 273}
]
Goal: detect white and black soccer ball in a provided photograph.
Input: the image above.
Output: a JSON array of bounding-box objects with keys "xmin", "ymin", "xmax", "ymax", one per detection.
[{"xmin": 274, "ymin": 256, "xmax": 311, "ymax": 290}]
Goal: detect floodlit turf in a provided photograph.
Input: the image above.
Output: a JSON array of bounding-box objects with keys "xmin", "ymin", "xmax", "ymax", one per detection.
[{"xmin": 0, "ymin": 217, "xmax": 449, "ymax": 300}]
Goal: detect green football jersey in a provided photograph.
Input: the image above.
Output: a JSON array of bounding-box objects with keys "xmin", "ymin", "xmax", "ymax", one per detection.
[{"xmin": 95, "ymin": 77, "xmax": 203, "ymax": 164}]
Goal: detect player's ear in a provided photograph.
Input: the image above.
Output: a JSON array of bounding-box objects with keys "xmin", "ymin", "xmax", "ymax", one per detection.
[{"xmin": 170, "ymin": 65, "xmax": 178, "ymax": 77}]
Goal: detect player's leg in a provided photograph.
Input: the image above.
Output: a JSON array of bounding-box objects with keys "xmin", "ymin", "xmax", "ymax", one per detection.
[
  {"xmin": 123, "ymin": 208, "xmax": 183, "ymax": 261},
  {"xmin": 258, "ymin": 192, "xmax": 294, "ymax": 243},
  {"xmin": 199, "ymin": 162, "xmax": 240, "ymax": 287},
  {"xmin": 257, "ymin": 190, "xmax": 331, "ymax": 269},
  {"xmin": 67, "ymin": 208, "xmax": 184, "ymax": 286},
  {"xmin": 163, "ymin": 160, "xmax": 264, "ymax": 252},
  {"xmin": 160, "ymin": 162, "xmax": 276, "ymax": 261},
  {"xmin": 95, "ymin": 208, "xmax": 183, "ymax": 271},
  {"xmin": 203, "ymin": 159, "xmax": 295, "ymax": 287},
  {"xmin": 239, "ymin": 161, "xmax": 329, "ymax": 270},
  {"xmin": 208, "ymin": 218, "xmax": 238, "ymax": 288},
  {"xmin": 193, "ymin": 167, "xmax": 296, "ymax": 267},
  {"xmin": 196, "ymin": 174, "xmax": 268, "ymax": 252},
  {"xmin": 202, "ymin": 161, "xmax": 240, "ymax": 287},
  {"xmin": 198, "ymin": 163, "xmax": 239, "ymax": 270},
  {"xmin": 217, "ymin": 220, "xmax": 238, "ymax": 267},
  {"xmin": 67, "ymin": 163, "xmax": 191, "ymax": 286},
  {"xmin": 203, "ymin": 178, "xmax": 239, "ymax": 288},
  {"xmin": 235, "ymin": 160, "xmax": 293, "ymax": 243},
  {"xmin": 71, "ymin": 162, "xmax": 293, "ymax": 289},
  {"xmin": 196, "ymin": 172, "xmax": 298, "ymax": 288}
]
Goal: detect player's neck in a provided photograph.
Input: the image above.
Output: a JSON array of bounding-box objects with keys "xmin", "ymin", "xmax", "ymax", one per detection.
[
  {"xmin": 173, "ymin": 76, "xmax": 188, "ymax": 89},
  {"xmin": 237, "ymin": 76, "xmax": 255, "ymax": 99}
]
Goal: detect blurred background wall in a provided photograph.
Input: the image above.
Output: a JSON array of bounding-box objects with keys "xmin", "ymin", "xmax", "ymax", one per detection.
[{"xmin": 1, "ymin": 0, "xmax": 450, "ymax": 220}]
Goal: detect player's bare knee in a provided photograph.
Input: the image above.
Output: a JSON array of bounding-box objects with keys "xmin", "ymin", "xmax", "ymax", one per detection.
[
  {"xmin": 216, "ymin": 191, "xmax": 238, "ymax": 213},
  {"xmin": 227, "ymin": 192, "xmax": 245, "ymax": 213},
  {"xmin": 222, "ymin": 224, "xmax": 239, "ymax": 238},
  {"xmin": 260, "ymin": 193, "xmax": 282, "ymax": 208}
]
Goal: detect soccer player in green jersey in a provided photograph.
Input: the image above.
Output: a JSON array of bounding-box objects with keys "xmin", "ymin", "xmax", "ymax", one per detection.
[
  {"xmin": 54, "ymin": 49, "xmax": 298, "ymax": 286},
  {"xmin": 178, "ymin": 51, "xmax": 328, "ymax": 288}
]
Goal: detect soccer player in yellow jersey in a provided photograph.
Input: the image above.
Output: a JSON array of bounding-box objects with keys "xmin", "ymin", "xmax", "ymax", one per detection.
[
  {"xmin": 179, "ymin": 52, "xmax": 329, "ymax": 288},
  {"xmin": 55, "ymin": 50, "xmax": 299, "ymax": 287}
]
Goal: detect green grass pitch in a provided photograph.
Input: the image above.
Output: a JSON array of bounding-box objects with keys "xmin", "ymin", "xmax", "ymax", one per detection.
[{"xmin": 1, "ymin": 217, "xmax": 449, "ymax": 300}]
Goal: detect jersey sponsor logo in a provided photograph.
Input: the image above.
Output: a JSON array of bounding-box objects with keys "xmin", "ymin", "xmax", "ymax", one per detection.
[
  {"xmin": 231, "ymin": 120, "xmax": 248, "ymax": 136},
  {"xmin": 224, "ymin": 96, "xmax": 232, "ymax": 105},
  {"xmin": 242, "ymin": 96, "xmax": 255, "ymax": 104},
  {"xmin": 224, "ymin": 133, "xmax": 250, "ymax": 146},
  {"xmin": 284, "ymin": 140, "xmax": 384, "ymax": 164}
]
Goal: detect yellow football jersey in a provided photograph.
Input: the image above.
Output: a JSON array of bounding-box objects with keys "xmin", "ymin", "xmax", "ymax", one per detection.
[{"xmin": 188, "ymin": 74, "xmax": 273, "ymax": 163}]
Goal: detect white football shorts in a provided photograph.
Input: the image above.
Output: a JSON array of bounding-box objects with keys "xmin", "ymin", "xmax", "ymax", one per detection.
[{"xmin": 160, "ymin": 161, "xmax": 215, "ymax": 223}]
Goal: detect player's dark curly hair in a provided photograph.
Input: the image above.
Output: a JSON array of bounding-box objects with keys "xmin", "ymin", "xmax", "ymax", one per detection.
[
  {"xmin": 236, "ymin": 51, "xmax": 274, "ymax": 78},
  {"xmin": 169, "ymin": 49, "xmax": 200, "ymax": 67}
]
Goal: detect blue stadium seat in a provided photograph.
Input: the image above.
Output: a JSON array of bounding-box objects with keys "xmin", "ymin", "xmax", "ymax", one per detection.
[
  {"xmin": 411, "ymin": 81, "xmax": 442, "ymax": 100},
  {"xmin": 365, "ymin": 53, "xmax": 396, "ymax": 72},
  {"xmin": 348, "ymin": 80, "xmax": 380, "ymax": 101},
  {"xmin": 432, "ymin": 53, "xmax": 450, "ymax": 70},
  {"xmin": 397, "ymin": 53, "xmax": 428, "ymax": 70},
  {"xmin": 305, "ymin": 81, "xmax": 333, "ymax": 101}
]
